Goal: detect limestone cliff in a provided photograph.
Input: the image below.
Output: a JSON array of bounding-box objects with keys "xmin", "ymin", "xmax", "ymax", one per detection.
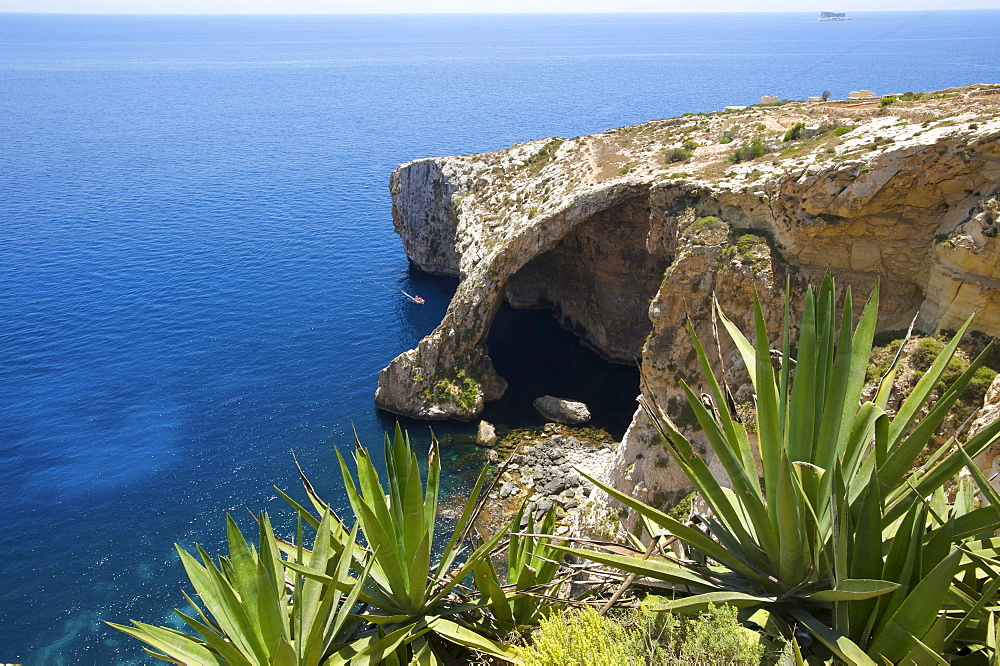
[{"xmin": 375, "ymin": 84, "xmax": 1000, "ymax": 501}]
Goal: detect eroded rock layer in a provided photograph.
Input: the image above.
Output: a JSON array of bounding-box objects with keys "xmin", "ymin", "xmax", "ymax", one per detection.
[{"xmin": 376, "ymin": 84, "xmax": 1000, "ymax": 500}]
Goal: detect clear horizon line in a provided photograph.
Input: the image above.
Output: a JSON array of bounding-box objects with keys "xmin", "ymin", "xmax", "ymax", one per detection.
[{"xmin": 3, "ymin": 7, "xmax": 1000, "ymax": 15}]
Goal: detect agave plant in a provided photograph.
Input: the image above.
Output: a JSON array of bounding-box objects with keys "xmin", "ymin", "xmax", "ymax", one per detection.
[
  {"xmin": 114, "ymin": 422, "xmax": 574, "ymax": 664},
  {"xmin": 109, "ymin": 511, "xmax": 368, "ymax": 664},
  {"xmin": 474, "ymin": 503, "xmax": 566, "ymax": 634},
  {"xmin": 280, "ymin": 424, "xmax": 518, "ymax": 664},
  {"xmin": 561, "ymin": 276, "xmax": 1000, "ymax": 664}
]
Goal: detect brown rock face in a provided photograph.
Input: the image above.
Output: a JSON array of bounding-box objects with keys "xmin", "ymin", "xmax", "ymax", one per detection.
[
  {"xmin": 506, "ymin": 194, "xmax": 667, "ymax": 361},
  {"xmin": 376, "ymin": 85, "xmax": 1000, "ymax": 501},
  {"xmin": 389, "ymin": 157, "xmax": 462, "ymax": 276}
]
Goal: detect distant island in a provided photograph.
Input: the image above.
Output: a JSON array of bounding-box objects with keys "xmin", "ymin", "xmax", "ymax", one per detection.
[{"xmin": 818, "ymin": 11, "xmax": 852, "ymax": 20}]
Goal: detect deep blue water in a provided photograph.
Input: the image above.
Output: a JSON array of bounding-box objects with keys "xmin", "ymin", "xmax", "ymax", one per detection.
[{"xmin": 2, "ymin": 10, "xmax": 999, "ymax": 663}]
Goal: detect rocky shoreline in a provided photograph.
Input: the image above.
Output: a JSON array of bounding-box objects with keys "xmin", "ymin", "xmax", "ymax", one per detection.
[
  {"xmin": 382, "ymin": 83, "xmax": 1000, "ymax": 516},
  {"xmin": 476, "ymin": 423, "xmax": 619, "ymax": 536}
]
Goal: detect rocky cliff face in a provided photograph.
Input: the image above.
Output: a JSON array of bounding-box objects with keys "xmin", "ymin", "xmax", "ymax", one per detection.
[{"xmin": 376, "ymin": 84, "xmax": 1000, "ymax": 502}]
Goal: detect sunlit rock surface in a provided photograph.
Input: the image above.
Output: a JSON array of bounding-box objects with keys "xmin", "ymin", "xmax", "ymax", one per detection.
[{"xmin": 376, "ymin": 84, "xmax": 1000, "ymax": 505}]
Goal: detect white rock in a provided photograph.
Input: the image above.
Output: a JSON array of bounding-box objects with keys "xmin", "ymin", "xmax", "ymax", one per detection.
[{"xmin": 476, "ymin": 419, "xmax": 497, "ymax": 446}]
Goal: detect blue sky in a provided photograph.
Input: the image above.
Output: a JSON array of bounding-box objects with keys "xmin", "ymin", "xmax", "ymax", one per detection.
[{"xmin": 2, "ymin": 0, "xmax": 999, "ymax": 13}]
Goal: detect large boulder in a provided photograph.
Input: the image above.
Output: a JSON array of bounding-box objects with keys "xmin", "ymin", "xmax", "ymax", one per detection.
[{"xmin": 533, "ymin": 396, "xmax": 591, "ymax": 424}]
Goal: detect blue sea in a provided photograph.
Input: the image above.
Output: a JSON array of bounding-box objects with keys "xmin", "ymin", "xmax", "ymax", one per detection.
[{"xmin": 2, "ymin": 10, "xmax": 999, "ymax": 663}]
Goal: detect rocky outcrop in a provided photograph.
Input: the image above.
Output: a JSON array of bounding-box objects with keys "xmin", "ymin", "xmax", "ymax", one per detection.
[
  {"xmin": 376, "ymin": 84, "xmax": 1000, "ymax": 501},
  {"xmin": 533, "ymin": 396, "xmax": 591, "ymax": 425},
  {"xmin": 477, "ymin": 420, "xmax": 497, "ymax": 447},
  {"xmin": 487, "ymin": 425, "xmax": 616, "ymax": 534},
  {"xmin": 924, "ymin": 196, "xmax": 1000, "ymax": 334},
  {"xmin": 973, "ymin": 374, "xmax": 1000, "ymax": 489}
]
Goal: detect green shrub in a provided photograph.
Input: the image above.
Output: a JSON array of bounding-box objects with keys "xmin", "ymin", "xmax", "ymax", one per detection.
[
  {"xmin": 729, "ymin": 138, "xmax": 768, "ymax": 163},
  {"xmin": 730, "ymin": 233, "xmax": 770, "ymax": 272},
  {"xmin": 421, "ymin": 367, "xmax": 479, "ymax": 411},
  {"xmin": 665, "ymin": 491, "xmax": 697, "ymax": 521},
  {"xmin": 969, "ymin": 366, "xmax": 999, "ymax": 405},
  {"xmin": 880, "ymin": 96, "xmax": 897, "ymax": 107},
  {"xmin": 783, "ymin": 122, "xmax": 806, "ymax": 141},
  {"xmin": 912, "ymin": 336, "xmax": 946, "ymax": 370},
  {"xmin": 515, "ymin": 607, "xmax": 640, "ymax": 666},
  {"xmin": 832, "ymin": 126, "xmax": 852, "ymax": 136},
  {"xmin": 682, "ymin": 139, "xmax": 699, "ymax": 150},
  {"xmin": 866, "ymin": 338, "xmax": 903, "ymax": 383},
  {"xmin": 914, "ymin": 340, "xmax": 967, "ymax": 393},
  {"xmin": 639, "ymin": 600, "xmax": 765, "ymax": 665},
  {"xmin": 516, "ymin": 603, "xmax": 763, "ymax": 666},
  {"xmin": 873, "ymin": 334, "xmax": 996, "ymax": 418},
  {"xmin": 735, "ymin": 233, "xmax": 767, "ymax": 256},
  {"xmin": 682, "ymin": 215, "xmax": 726, "ymax": 243},
  {"xmin": 665, "ymin": 148, "xmax": 693, "ymax": 163}
]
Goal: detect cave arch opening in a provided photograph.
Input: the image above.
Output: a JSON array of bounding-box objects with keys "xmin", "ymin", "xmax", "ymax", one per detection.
[
  {"xmin": 483, "ymin": 302, "xmax": 640, "ymax": 439},
  {"xmin": 482, "ymin": 192, "xmax": 668, "ymax": 439}
]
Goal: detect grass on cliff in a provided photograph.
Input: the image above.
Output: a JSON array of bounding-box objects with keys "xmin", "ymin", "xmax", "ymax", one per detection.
[
  {"xmin": 419, "ymin": 367, "xmax": 479, "ymax": 411},
  {"xmin": 523, "ymin": 138, "xmax": 566, "ymax": 177},
  {"xmin": 682, "ymin": 215, "xmax": 726, "ymax": 245},
  {"xmin": 719, "ymin": 232, "xmax": 771, "ymax": 273},
  {"xmin": 866, "ymin": 329, "xmax": 998, "ymax": 426}
]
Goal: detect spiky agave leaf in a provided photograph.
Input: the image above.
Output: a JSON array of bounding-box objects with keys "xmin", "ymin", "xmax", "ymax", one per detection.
[
  {"xmin": 566, "ymin": 274, "xmax": 1000, "ymax": 661},
  {"xmin": 331, "ymin": 426, "xmax": 518, "ymax": 662},
  {"xmin": 475, "ymin": 504, "xmax": 568, "ymax": 633},
  {"xmin": 110, "ymin": 510, "xmax": 368, "ymax": 665}
]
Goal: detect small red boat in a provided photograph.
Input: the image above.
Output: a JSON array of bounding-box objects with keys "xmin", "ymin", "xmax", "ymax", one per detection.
[{"xmin": 401, "ymin": 290, "xmax": 425, "ymax": 304}]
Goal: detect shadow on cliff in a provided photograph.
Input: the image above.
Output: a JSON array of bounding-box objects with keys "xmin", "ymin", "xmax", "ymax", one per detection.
[
  {"xmin": 381, "ymin": 265, "xmax": 640, "ymax": 440},
  {"xmin": 482, "ymin": 302, "xmax": 640, "ymax": 439}
]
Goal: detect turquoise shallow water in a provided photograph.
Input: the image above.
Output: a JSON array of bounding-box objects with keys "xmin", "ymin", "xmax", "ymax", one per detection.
[{"xmin": 2, "ymin": 11, "xmax": 1000, "ymax": 663}]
